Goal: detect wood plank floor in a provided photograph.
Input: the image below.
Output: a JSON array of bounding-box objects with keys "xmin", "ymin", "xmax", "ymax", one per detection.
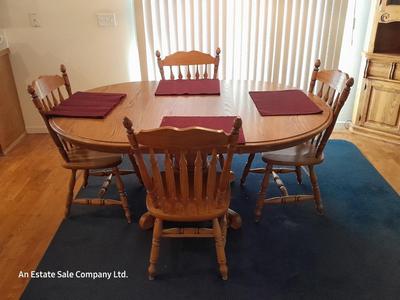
[{"xmin": 0, "ymin": 132, "xmax": 399, "ymax": 299}]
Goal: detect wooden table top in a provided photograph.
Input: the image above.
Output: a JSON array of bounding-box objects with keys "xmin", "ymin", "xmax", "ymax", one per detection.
[{"xmin": 50, "ymin": 80, "xmax": 332, "ymax": 153}]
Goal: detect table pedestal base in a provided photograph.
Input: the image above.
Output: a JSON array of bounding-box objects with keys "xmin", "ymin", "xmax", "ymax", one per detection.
[{"xmin": 138, "ymin": 208, "xmax": 242, "ymax": 230}]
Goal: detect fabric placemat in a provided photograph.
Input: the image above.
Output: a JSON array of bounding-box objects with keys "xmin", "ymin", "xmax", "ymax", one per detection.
[
  {"xmin": 249, "ymin": 90, "xmax": 323, "ymax": 116},
  {"xmin": 45, "ymin": 91, "xmax": 126, "ymax": 118},
  {"xmin": 155, "ymin": 79, "xmax": 220, "ymax": 96},
  {"xmin": 160, "ymin": 116, "xmax": 245, "ymax": 144}
]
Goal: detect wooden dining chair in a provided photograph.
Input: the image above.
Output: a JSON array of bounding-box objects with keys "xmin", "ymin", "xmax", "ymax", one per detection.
[
  {"xmin": 156, "ymin": 48, "xmax": 221, "ymax": 80},
  {"xmin": 27, "ymin": 65, "xmax": 135, "ymax": 223},
  {"xmin": 123, "ymin": 116, "xmax": 241, "ymax": 280},
  {"xmin": 240, "ymin": 59, "xmax": 354, "ymax": 221},
  {"xmin": 156, "ymin": 48, "xmax": 225, "ymax": 168}
]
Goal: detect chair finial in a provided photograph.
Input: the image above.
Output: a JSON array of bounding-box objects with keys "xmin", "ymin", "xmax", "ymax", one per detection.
[
  {"xmin": 230, "ymin": 117, "xmax": 242, "ymax": 142},
  {"xmin": 27, "ymin": 85, "xmax": 36, "ymax": 96},
  {"xmin": 233, "ymin": 117, "xmax": 242, "ymax": 130},
  {"xmin": 156, "ymin": 50, "xmax": 161, "ymax": 58},
  {"xmin": 216, "ymin": 48, "xmax": 221, "ymax": 55},
  {"xmin": 27, "ymin": 84, "xmax": 46, "ymax": 113},
  {"xmin": 60, "ymin": 64, "xmax": 66, "ymax": 73},
  {"xmin": 123, "ymin": 116, "xmax": 133, "ymax": 132},
  {"xmin": 346, "ymin": 77, "xmax": 354, "ymax": 88},
  {"xmin": 314, "ymin": 59, "xmax": 321, "ymax": 69}
]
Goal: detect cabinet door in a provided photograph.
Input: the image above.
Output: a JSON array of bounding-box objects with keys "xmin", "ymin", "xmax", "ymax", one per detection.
[{"xmin": 359, "ymin": 79, "xmax": 400, "ymax": 134}]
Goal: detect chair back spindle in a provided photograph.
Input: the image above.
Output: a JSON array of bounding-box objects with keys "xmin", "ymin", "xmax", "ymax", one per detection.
[{"xmin": 156, "ymin": 48, "xmax": 221, "ymax": 80}]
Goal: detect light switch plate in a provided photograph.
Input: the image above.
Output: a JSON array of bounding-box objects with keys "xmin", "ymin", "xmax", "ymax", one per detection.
[
  {"xmin": 96, "ymin": 13, "xmax": 117, "ymax": 27},
  {"xmin": 29, "ymin": 13, "xmax": 41, "ymax": 27}
]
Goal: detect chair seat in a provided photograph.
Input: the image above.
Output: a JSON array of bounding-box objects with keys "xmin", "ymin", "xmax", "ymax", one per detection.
[
  {"xmin": 262, "ymin": 143, "xmax": 324, "ymax": 166},
  {"xmin": 62, "ymin": 148, "xmax": 122, "ymax": 169},
  {"xmin": 147, "ymin": 173, "xmax": 230, "ymax": 222}
]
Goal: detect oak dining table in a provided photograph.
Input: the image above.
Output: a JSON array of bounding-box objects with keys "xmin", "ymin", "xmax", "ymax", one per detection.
[{"xmin": 49, "ymin": 80, "xmax": 333, "ymax": 229}]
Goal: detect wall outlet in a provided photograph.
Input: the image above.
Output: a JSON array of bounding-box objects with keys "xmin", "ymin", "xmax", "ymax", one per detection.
[
  {"xmin": 29, "ymin": 13, "xmax": 41, "ymax": 27},
  {"xmin": 96, "ymin": 13, "xmax": 117, "ymax": 27}
]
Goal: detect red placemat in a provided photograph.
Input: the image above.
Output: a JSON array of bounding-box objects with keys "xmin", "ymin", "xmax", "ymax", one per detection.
[
  {"xmin": 249, "ymin": 90, "xmax": 323, "ymax": 116},
  {"xmin": 160, "ymin": 116, "xmax": 245, "ymax": 144},
  {"xmin": 45, "ymin": 91, "xmax": 126, "ymax": 118},
  {"xmin": 155, "ymin": 79, "xmax": 220, "ymax": 96}
]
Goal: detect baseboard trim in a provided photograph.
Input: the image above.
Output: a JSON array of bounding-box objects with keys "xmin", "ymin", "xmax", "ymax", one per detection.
[
  {"xmin": 26, "ymin": 126, "xmax": 48, "ymax": 134},
  {"xmin": 334, "ymin": 121, "xmax": 350, "ymax": 131},
  {"xmin": 3, "ymin": 132, "xmax": 26, "ymax": 154},
  {"xmin": 350, "ymin": 124, "xmax": 400, "ymax": 145}
]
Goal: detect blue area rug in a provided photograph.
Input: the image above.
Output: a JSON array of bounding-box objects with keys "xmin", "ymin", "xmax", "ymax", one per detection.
[{"xmin": 22, "ymin": 140, "xmax": 400, "ymax": 300}]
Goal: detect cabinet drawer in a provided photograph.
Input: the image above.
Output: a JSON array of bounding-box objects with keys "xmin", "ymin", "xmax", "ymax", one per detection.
[
  {"xmin": 393, "ymin": 63, "xmax": 400, "ymax": 81},
  {"xmin": 366, "ymin": 60, "xmax": 392, "ymax": 79}
]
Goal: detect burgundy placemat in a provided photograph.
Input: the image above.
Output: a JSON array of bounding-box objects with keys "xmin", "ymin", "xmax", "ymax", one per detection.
[
  {"xmin": 155, "ymin": 79, "xmax": 220, "ymax": 96},
  {"xmin": 160, "ymin": 116, "xmax": 245, "ymax": 144},
  {"xmin": 249, "ymin": 90, "xmax": 323, "ymax": 116},
  {"xmin": 45, "ymin": 91, "xmax": 126, "ymax": 118}
]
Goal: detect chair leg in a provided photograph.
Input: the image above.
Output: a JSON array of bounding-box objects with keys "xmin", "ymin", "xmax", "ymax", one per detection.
[
  {"xmin": 255, "ymin": 163, "xmax": 273, "ymax": 222},
  {"xmin": 295, "ymin": 166, "xmax": 302, "ymax": 184},
  {"xmin": 112, "ymin": 167, "xmax": 132, "ymax": 223},
  {"xmin": 65, "ymin": 169, "xmax": 77, "ymax": 218},
  {"xmin": 82, "ymin": 169, "xmax": 89, "ymax": 188},
  {"xmin": 240, "ymin": 153, "xmax": 255, "ymax": 186},
  {"xmin": 148, "ymin": 218, "xmax": 163, "ymax": 280},
  {"xmin": 308, "ymin": 165, "xmax": 324, "ymax": 215},
  {"xmin": 213, "ymin": 218, "xmax": 228, "ymax": 280},
  {"xmin": 219, "ymin": 214, "xmax": 228, "ymax": 247},
  {"xmin": 218, "ymin": 153, "xmax": 225, "ymax": 170},
  {"xmin": 128, "ymin": 153, "xmax": 143, "ymax": 185}
]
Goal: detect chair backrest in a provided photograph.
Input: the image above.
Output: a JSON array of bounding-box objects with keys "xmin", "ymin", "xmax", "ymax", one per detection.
[
  {"xmin": 308, "ymin": 59, "xmax": 354, "ymax": 157},
  {"xmin": 123, "ymin": 117, "xmax": 241, "ymax": 213},
  {"xmin": 308, "ymin": 59, "xmax": 349, "ymax": 107},
  {"xmin": 27, "ymin": 65, "xmax": 74, "ymax": 162},
  {"xmin": 156, "ymin": 48, "xmax": 221, "ymax": 80}
]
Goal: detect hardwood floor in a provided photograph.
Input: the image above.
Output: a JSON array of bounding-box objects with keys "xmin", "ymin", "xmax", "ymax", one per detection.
[
  {"xmin": 0, "ymin": 132, "xmax": 399, "ymax": 299},
  {"xmin": 331, "ymin": 131, "xmax": 400, "ymax": 193},
  {"xmin": 0, "ymin": 134, "xmax": 83, "ymax": 299}
]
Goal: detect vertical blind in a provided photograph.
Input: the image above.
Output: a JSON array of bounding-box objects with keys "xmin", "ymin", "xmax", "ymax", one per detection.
[{"xmin": 133, "ymin": 0, "xmax": 348, "ymax": 91}]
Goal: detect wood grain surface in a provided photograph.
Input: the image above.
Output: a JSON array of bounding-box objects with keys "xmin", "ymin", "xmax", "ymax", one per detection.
[{"xmin": 50, "ymin": 81, "xmax": 332, "ymax": 153}]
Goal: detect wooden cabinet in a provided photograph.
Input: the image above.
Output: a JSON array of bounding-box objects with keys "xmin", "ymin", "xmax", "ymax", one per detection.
[
  {"xmin": 0, "ymin": 48, "xmax": 25, "ymax": 154},
  {"xmin": 352, "ymin": 1, "xmax": 400, "ymax": 144},
  {"xmin": 359, "ymin": 77, "xmax": 400, "ymax": 134},
  {"xmin": 379, "ymin": 0, "xmax": 400, "ymax": 23}
]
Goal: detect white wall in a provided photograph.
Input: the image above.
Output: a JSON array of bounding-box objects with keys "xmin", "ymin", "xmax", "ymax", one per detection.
[
  {"xmin": 337, "ymin": 0, "xmax": 374, "ymax": 126},
  {"xmin": 0, "ymin": 0, "xmax": 139, "ymax": 133},
  {"xmin": 1, "ymin": 0, "xmax": 374, "ymax": 132}
]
